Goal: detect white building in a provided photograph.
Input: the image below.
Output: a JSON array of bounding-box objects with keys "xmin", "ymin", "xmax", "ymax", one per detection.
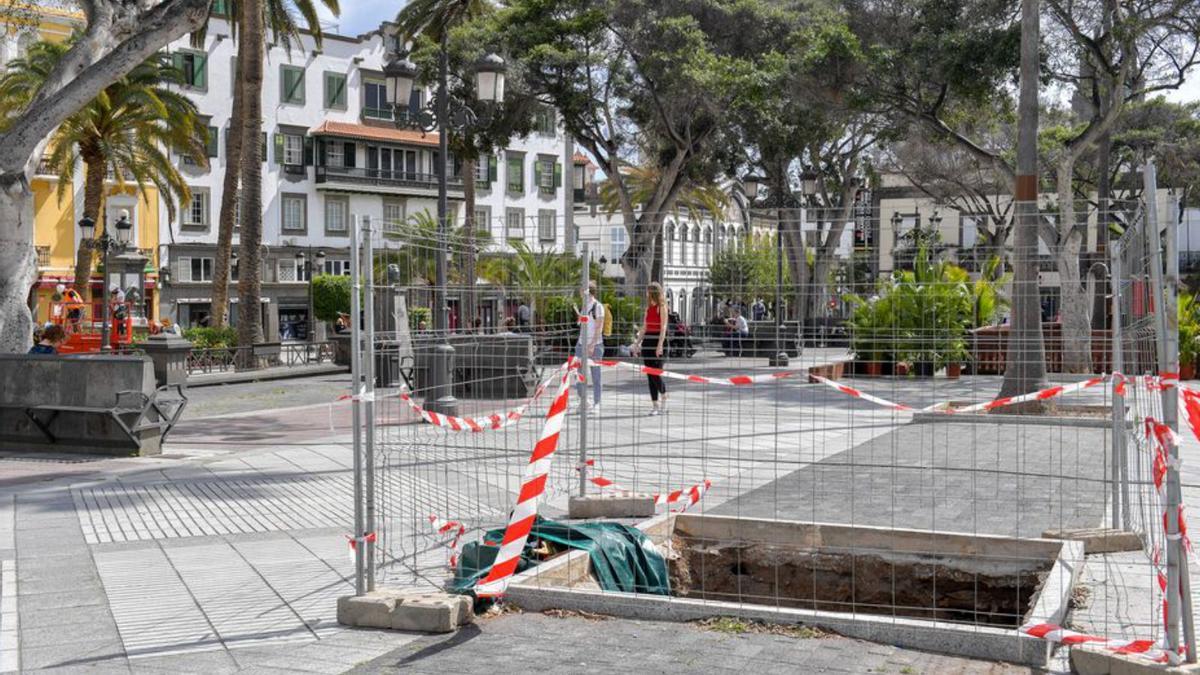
[{"xmin": 160, "ymin": 13, "xmax": 573, "ymax": 339}]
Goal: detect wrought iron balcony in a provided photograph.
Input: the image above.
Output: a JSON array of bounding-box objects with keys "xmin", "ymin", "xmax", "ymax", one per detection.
[{"xmin": 315, "ymin": 165, "xmax": 463, "ymax": 192}]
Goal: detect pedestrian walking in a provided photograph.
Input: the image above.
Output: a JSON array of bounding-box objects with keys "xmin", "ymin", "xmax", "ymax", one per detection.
[
  {"xmin": 634, "ymin": 282, "xmax": 669, "ymax": 415},
  {"xmin": 28, "ymin": 324, "xmax": 67, "ymax": 355},
  {"xmin": 575, "ymin": 281, "xmax": 605, "ymax": 410}
]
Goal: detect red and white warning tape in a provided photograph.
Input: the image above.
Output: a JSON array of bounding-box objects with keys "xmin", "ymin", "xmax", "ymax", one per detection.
[
  {"xmin": 592, "ymin": 359, "xmax": 806, "ymax": 386},
  {"xmin": 1020, "ymin": 623, "xmax": 1179, "ymax": 663},
  {"xmin": 952, "ymin": 376, "xmax": 1108, "ymax": 413},
  {"xmin": 808, "ymin": 374, "xmax": 913, "ymax": 411},
  {"xmin": 346, "ymin": 531, "xmax": 376, "ymax": 563},
  {"xmin": 654, "ymin": 479, "xmax": 713, "ymax": 513},
  {"xmin": 428, "ymin": 516, "xmax": 467, "ymax": 569},
  {"xmin": 475, "ymin": 358, "xmax": 577, "ymax": 597}
]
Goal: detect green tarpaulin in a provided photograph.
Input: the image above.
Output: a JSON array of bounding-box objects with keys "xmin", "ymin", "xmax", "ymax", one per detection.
[{"xmin": 450, "ymin": 516, "xmax": 670, "ymax": 597}]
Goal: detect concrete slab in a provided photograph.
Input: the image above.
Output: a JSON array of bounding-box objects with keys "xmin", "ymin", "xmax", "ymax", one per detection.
[
  {"xmin": 337, "ymin": 589, "xmax": 472, "ymax": 633},
  {"xmin": 1042, "ymin": 528, "xmax": 1143, "ymax": 554},
  {"xmin": 568, "ymin": 493, "xmax": 656, "ymax": 519}
]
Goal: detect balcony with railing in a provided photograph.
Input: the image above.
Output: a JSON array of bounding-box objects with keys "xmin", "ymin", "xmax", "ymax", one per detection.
[{"xmin": 315, "ymin": 165, "xmax": 464, "ymax": 194}]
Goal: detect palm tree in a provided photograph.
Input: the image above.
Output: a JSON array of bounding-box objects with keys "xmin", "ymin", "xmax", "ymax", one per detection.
[
  {"xmin": 999, "ymin": 0, "xmax": 1048, "ymax": 401},
  {"xmin": 395, "ymin": 0, "xmax": 493, "ymax": 332},
  {"xmin": 233, "ymin": 0, "xmax": 339, "ymax": 356},
  {"xmin": 210, "ymin": 0, "xmax": 339, "ymax": 329},
  {"xmin": 478, "ymin": 240, "xmax": 578, "ymax": 326},
  {"xmin": 598, "ymin": 163, "xmax": 731, "ymax": 225},
  {"xmin": 0, "ymin": 40, "xmax": 205, "ymax": 301}
]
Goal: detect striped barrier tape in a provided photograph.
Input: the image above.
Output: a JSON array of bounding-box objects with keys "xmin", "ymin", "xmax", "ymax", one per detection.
[
  {"xmin": 574, "ymin": 465, "xmax": 714, "ymax": 512},
  {"xmin": 428, "ymin": 516, "xmax": 467, "ymax": 569},
  {"xmin": 591, "ymin": 359, "xmax": 807, "ymax": 386},
  {"xmin": 346, "ymin": 531, "xmax": 376, "ymax": 563},
  {"xmin": 951, "ymin": 376, "xmax": 1108, "ymax": 413},
  {"xmin": 1019, "ymin": 623, "xmax": 1178, "ymax": 663},
  {"xmin": 808, "ymin": 375, "xmax": 913, "ymax": 411},
  {"xmin": 475, "ymin": 358, "xmax": 577, "ymax": 597}
]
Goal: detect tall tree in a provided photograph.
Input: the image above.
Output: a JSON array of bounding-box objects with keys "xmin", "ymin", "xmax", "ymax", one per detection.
[
  {"xmin": 494, "ymin": 0, "xmax": 763, "ymax": 291},
  {"xmin": 0, "ymin": 42, "xmax": 206, "ymax": 302},
  {"xmin": 1039, "ymin": 0, "xmax": 1200, "ymax": 371},
  {"xmin": 212, "ymin": 0, "xmax": 338, "ymax": 329},
  {"xmin": 234, "ymin": 0, "xmax": 265, "ymax": 356},
  {"xmin": 1000, "ymin": 0, "xmax": 1049, "ymax": 399},
  {"xmin": 0, "ymin": 0, "xmax": 211, "ymax": 353}
]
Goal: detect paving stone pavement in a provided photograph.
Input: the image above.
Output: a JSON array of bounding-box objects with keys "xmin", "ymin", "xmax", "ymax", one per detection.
[{"xmin": 0, "ymin": 368, "xmax": 1191, "ymax": 673}]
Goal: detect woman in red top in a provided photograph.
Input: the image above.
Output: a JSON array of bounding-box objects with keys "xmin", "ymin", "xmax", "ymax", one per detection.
[{"xmin": 634, "ymin": 282, "xmax": 669, "ymax": 415}]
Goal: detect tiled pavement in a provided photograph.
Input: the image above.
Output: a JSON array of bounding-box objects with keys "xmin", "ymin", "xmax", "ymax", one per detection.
[{"xmin": 0, "ymin": 366, "xmax": 1194, "ymax": 673}]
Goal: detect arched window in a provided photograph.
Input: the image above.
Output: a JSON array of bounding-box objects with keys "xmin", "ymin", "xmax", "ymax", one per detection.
[
  {"xmin": 704, "ymin": 226, "xmax": 713, "ymax": 266},
  {"xmin": 665, "ymin": 223, "xmax": 675, "ymax": 264},
  {"xmin": 674, "ymin": 224, "xmax": 683, "ymax": 265}
]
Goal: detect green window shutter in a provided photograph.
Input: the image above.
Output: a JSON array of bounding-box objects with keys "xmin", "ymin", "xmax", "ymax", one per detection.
[
  {"xmin": 194, "ymin": 53, "xmax": 207, "ymax": 89},
  {"xmin": 206, "ymin": 126, "xmax": 219, "ymax": 158},
  {"xmin": 508, "ymin": 157, "xmax": 523, "ymax": 193},
  {"xmin": 488, "ymin": 154, "xmax": 498, "ymax": 183},
  {"xmin": 303, "ymin": 137, "xmax": 314, "ymax": 166},
  {"xmin": 273, "ymin": 133, "xmax": 284, "ymax": 165},
  {"xmin": 172, "ymin": 52, "xmax": 184, "ymax": 77},
  {"xmin": 326, "ymin": 73, "xmax": 346, "ymax": 108},
  {"xmin": 554, "ymin": 162, "xmax": 562, "ymax": 188},
  {"xmin": 261, "ymin": 133, "xmax": 267, "ymax": 162},
  {"xmin": 344, "ymin": 142, "xmax": 356, "ymax": 168}
]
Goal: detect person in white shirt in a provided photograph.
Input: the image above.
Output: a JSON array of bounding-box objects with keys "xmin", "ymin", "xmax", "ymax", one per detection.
[
  {"xmin": 724, "ymin": 307, "xmax": 750, "ymax": 356},
  {"xmin": 575, "ymin": 281, "xmax": 605, "ymax": 409}
]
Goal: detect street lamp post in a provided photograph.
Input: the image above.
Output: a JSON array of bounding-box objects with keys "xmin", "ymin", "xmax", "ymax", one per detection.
[
  {"xmin": 385, "ymin": 45, "xmax": 506, "ymax": 415},
  {"xmin": 78, "ymin": 210, "xmax": 133, "ymax": 351},
  {"xmin": 296, "ymin": 248, "xmax": 326, "ymax": 342}
]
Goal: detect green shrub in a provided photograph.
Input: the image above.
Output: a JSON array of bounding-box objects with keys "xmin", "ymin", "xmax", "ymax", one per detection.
[
  {"xmin": 409, "ymin": 306, "xmax": 431, "ymax": 331},
  {"xmin": 312, "ymin": 275, "xmax": 351, "ymax": 322},
  {"xmin": 183, "ymin": 326, "xmax": 238, "ymax": 349},
  {"xmin": 1181, "ymin": 291, "xmax": 1200, "ymax": 368}
]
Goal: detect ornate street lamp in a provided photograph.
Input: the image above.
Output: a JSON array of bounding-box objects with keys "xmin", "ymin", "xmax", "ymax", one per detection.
[
  {"xmin": 79, "ymin": 210, "xmax": 132, "ymax": 350},
  {"xmin": 384, "ymin": 44, "xmax": 507, "ymax": 415}
]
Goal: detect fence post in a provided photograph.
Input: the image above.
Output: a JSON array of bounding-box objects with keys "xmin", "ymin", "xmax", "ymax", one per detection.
[
  {"xmin": 1109, "ymin": 243, "xmax": 1127, "ymax": 531},
  {"xmin": 1144, "ymin": 160, "xmax": 1195, "ymax": 661},
  {"xmin": 349, "ymin": 214, "xmax": 366, "ymax": 596},
  {"xmin": 363, "ymin": 215, "xmax": 377, "ymax": 592},
  {"xmin": 577, "ymin": 242, "xmax": 590, "ymax": 498}
]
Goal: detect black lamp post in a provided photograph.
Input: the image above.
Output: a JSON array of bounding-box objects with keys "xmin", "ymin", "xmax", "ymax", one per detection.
[
  {"xmin": 79, "ymin": 210, "xmax": 132, "ymax": 351},
  {"xmin": 385, "ymin": 44, "xmax": 506, "ymax": 415},
  {"xmin": 296, "ymin": 248, "xmax": 326, "ymax": 341}
]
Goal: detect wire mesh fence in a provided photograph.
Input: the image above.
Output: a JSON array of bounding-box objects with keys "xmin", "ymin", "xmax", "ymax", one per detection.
[{"xmin": 338, "ymin": 162, "xmax": 1194, "ymax": 665}]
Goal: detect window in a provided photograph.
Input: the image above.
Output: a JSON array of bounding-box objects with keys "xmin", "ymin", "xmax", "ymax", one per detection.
[
  {"xmin": 475, "ymin": 157, "xmax": 490, "ymax": 184},
  {"xmin": 183, "ymin": 190, "xmax": 209, "ymax": 229},
  {"xmin": 326, "ymin": 142, "xmax": 344, "ymax": 168},
  {"xmin": 324, "ymin": 259, "xmax": 352, "ymax": 276},
  {"xmin": 473, "ymin": 205, "xmax": 491, "ymax": 235},
  {"xmin": 538, "ymin": 209, "xmax": 556, "ymax": 242},
  {"xmin": 205, "ymin": 126, "xmax": 219, "ymax": 158},
  {"xmin": 324, "ymin": 71, "xmax": 347, "ymax": 109},
  {"xmin": 505, "ymin": 207, "xmax": 525, "ymax": 240},
  {"xmin": 174, "ymin": 50, "xmax": 207, "ymax": 90},
  {"xmin": 610, "ymin": 227, "xmax": 627, "ymax": 260},
  {"xmin": 364, "ymin": 79, "xmax": 390, "ymax": 120},
  {"xmin": 281, "ymin": 193, "xmax": 306, "ymax": 232},
  {"xmin": 180, "ymin": 257, "xmax": 213, "ymax": 282},
  {"xmin": 280, "ymin": 65, "xmax": 305, "ymax": 105},
  {"xmin": 534, "ymin": 106, "xmax": 556, "ymax": 135},
  {"xmin": 537, "ymin": 157, "xmax": 556, "ymax": 195},
  {"xmin": 283, "ymin": 134, "xmax": 303, "ymax": 166},
  {"xmin": 961, "ymin": 214, "xmax": 982, "ymax": 249},
  {"xmin": 382, "ymin": 199, "xmax": 405, "ymax": 229},
  {"xmin": 506, "ymin": 154, "xmax": 524, "ymax": 193},
  {"xmin": 325, "ymin": 195, "xmax": 348, "ymax": 234},
  {"xmin": 277, "ymin": 258, "xmax": 308, "ymax": 283}
]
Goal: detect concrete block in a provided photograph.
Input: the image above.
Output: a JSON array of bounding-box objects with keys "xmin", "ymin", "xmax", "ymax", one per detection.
[
  {"xmin": 1072, "ymin": 643, "xmax": 1200, "ymax": 674},
  {"xmin": 568, "ymin": 493, "xmax": 656, "ymax": 519},
  {"xmin": 1042, "ymin": 528, "xmax": 1142, "ymax": 554},
  {"xmin": 337, "ymin": 589, "xmax": 473, "ymax": 633}
]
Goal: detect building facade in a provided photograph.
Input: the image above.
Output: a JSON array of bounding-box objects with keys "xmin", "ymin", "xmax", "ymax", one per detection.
[{"xmin": 157, "ymin": 15, "xmax": 573, "ymax": 339}]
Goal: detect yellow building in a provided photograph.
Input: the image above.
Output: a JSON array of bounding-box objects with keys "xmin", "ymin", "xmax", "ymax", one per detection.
[{"xmin": 4, "ymin": 4, "xmax": 163, "ymax": 324}]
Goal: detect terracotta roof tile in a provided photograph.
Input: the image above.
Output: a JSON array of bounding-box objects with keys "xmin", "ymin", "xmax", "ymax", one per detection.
[{"xmin": 311, "ymin": 120, "xmax": 440, "ymax": 147}]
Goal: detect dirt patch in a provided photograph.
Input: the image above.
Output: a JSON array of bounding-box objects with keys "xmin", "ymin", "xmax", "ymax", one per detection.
[
  {"xmin": 541, "ymin": 608, "xmax": 612, "ymax": 621},
  {"xmin": 669, "ymin": 536, "xmax": 1048, "ymax": 627}
]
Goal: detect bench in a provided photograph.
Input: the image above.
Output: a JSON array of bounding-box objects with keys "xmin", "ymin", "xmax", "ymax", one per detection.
[{"xmin": 0, "ymin": 354, "xmax": 187, "ymax": 456}]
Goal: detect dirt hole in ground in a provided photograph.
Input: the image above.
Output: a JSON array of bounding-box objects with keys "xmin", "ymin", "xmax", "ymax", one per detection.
[{"xmin": 669, "ymin": 537, "xmax": 1049, "ymax": 627}]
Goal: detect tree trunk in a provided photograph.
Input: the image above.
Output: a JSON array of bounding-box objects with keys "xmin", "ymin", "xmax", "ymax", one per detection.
[
  {"xmin": 1056, "ymin": 161, "xmax": 1093, "ymax": 372},
  {"xmin": 0, "ymin": 176, "xmax": 36, "ymax": 352},
  {"xmin": 809, "ymin": 195, "xmax": 856, "ymax": 323},
  {"xmin": 1092, "ymin": 132, "xmax": 1111, "ymax": 329},
  {"xmin": 235, "ymin": 0, "xmax": 265, "ymax": 362},
  {"xmin": 620, "ymin": 212, "xmax": 661, "ymax": 292},
  {"xmin": 999, "ymin": 0, "xmax": 1049, "ymax": 399},
  {"xmin": 462, "ymin": 156, "xmax": 477, "ymax": 330},
  {"xmin": 73, "ymin": 157, "xmax": 107, "ymax": 301},
  {"xmin": 211, "ymin": 56, "xmax": 245, "ymax": 329}
]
